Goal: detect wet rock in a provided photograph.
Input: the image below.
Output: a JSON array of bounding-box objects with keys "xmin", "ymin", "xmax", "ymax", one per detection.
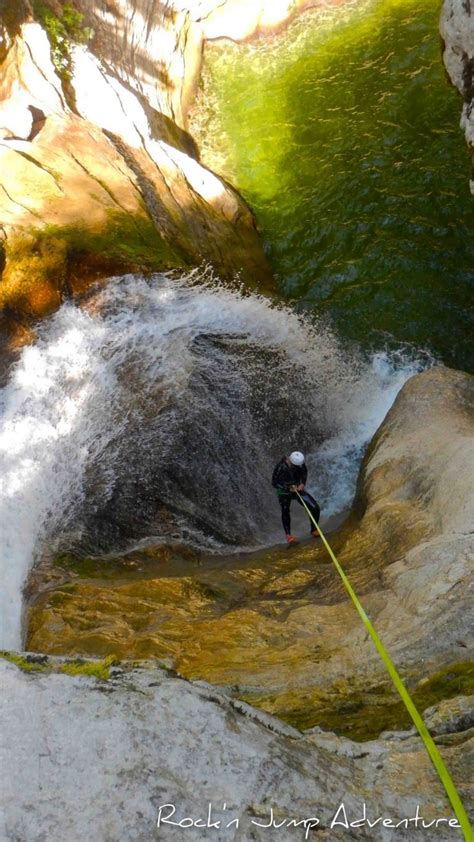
[
  {"xmin": 27, "ymin": 368, "xmax": 474, "ymax": 740},
  {"xmin": 1, "ymin": 230, "xmax": 66, "ymax": 317}
]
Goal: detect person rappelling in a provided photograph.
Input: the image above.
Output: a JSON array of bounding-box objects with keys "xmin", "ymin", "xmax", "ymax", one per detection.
[{"xmin": 271, "ymin": 451, "xmax": 321, "ymax": 544}]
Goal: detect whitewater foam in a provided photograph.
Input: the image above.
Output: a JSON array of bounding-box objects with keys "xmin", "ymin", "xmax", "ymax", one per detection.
[{"xmin": 0, "ymin": 272, "xmax": 431, "ymax": 647}]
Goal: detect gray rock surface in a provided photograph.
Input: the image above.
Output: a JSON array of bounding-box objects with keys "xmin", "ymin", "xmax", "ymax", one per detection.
[
  {"xmin": 440, "ymin": 0, "xmax": 474, "ymax": 192},
  {"xmin": 0, "ymin": 658, "xmax": 471, "ymax": 841}
]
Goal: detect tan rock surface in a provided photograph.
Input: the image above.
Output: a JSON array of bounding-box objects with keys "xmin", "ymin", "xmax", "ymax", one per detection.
[{"xmin": 0, "ymin": 2, "xmax": 277, "ymax": 323}]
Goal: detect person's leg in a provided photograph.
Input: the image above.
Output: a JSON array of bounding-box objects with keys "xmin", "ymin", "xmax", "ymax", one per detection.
[
  {"xmin": 296, "ymin": 491, "xmax": 321, "ymax": 532},
  {"xmin": 279, "ymin": 494, "xmax": 292, "ymax": 534}
]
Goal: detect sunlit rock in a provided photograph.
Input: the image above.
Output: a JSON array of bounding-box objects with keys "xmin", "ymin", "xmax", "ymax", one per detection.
[
  {"xmin": 0, "ymin": 1, "xmax": 278, "ymax": 323},
  {"xmin": 441, "ymin": 0, "xmax": 474, "ymax": 191},
  {"xmin": 195, "ymin": 0, "xmax": 310, "ymax": 41}
]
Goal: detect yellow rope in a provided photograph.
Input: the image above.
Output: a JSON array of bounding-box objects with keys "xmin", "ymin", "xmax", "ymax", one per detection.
[{"xmin": 295, "ymin": 491, "xmax": 473, "ymax": 841}]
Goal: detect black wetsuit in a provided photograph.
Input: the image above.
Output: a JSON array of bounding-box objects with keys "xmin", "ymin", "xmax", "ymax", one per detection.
[{"xmin": 271, "ymin": 457, "xmax": 320, "ymax": 535}]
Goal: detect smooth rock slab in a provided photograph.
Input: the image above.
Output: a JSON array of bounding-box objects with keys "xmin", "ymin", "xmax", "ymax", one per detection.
[{"xmin": 0, "ymin": 659, "xmax": 471, "ymax": 841}]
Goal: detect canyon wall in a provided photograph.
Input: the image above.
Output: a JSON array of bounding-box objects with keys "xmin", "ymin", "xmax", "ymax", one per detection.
[
  {"xmin": 1, "ymin": 0, "xmax": 301, "ymax": 324},
  {"xmin": 441, "ymin": 0, "xmax": 474, "ymax": 192}
]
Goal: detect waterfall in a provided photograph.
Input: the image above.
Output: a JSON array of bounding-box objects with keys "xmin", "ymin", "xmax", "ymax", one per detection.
[{"xmin": 0, "ymin": 272, "xmax": 431, "ymax": 648}]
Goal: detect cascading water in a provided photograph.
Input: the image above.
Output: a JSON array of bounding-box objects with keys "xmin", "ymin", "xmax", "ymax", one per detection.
[{"xmin": 0, "ymin": 272, "xmax": 431, "ymax": 649}]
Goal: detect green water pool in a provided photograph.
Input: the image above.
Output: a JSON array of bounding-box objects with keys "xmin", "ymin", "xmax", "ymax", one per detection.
[{"xmin": 193, "ymin": 0, "xmax": 473, "ymax": 371}]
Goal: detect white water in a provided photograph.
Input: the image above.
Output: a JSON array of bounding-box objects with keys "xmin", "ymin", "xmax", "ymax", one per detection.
[{"xmin": 0, "ymin": 272, "xmax": 431, "ymax": 648}]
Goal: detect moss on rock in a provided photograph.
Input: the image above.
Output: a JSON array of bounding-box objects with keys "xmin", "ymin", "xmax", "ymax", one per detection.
[
  {"xmin": 237, "ymin": 662, "xmax": 474, "ymax": 740},
  {"xmin": 1, "ymin": 231, "xmax": 67, "ymax": 318},
  {"xmin": 58, "ymin": 654, "xmax": 118, "ymax": 680},
  {"xmin": 1, "ymin": 214, "xmax": 183, "ymax": 319},
  {"xmin": 0, "ymin": 650, "xmax": 118, "ymax": 680},
  {"xmin": 62, "ymin": 211, "xmax": 185, "ymax": 287},
  {"xmin": 0, "ymin": 651, "xmax": 48, "ymax": 673}
]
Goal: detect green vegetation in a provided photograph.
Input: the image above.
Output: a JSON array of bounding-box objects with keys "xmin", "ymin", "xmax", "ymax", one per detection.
[
  {"xmin": 0, "ymin": 650, "xmax": 118, "ymax": 680},
  {"xmin": 59, "ymin": 654, "xmax": 118, "ymax": 680},
  {"xmin": 0, "ymin": 652, "xmax": 48, "ymax": 672},
  {"xmin": 32, "ymin": 1, "xmax": 93, "ymax": 81}
]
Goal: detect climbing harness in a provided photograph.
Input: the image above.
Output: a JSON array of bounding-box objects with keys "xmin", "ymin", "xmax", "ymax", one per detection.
[{"xmin": 295, "ymin": 491, "xmax": 473, "ymax": 842}]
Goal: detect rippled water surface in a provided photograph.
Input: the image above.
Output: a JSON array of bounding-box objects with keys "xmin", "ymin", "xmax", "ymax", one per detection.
[{"xmin": 193, "ymin": 0, "xmax": 473, "ymax": 370}]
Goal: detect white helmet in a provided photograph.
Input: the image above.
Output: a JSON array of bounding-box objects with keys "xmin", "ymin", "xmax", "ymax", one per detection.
[{"xmin": 289, "ymin": 451, "xmax": 305, "ymax": 466}]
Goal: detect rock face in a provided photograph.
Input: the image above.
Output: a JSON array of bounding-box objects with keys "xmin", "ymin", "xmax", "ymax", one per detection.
[
  {"xmin": 0, "ymin": 0, "xmax": 280, "ymax": 323},
  {"xmin": 1, "ymin": 0, "xmax": 471, "ymax": 316},
  {"xmin": 27, "ymin": 367, "xmax": 474, "ymax": 739},
  {"xmin": 440, "ymin": 0, "xmax": 474, "ymax": 192},
  {"xmin": 0, "ymin": 656, "xmax": 471, "ymax": 841}
]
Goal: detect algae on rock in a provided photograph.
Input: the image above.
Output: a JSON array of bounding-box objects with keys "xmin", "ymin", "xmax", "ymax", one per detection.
[{"xmin": 0, "ymin": 650, "xmax": 117, "ymax": 679}]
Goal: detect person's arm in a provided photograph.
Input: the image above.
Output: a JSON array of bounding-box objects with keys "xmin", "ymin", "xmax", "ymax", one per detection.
[
  {"xmin": 297, "ymin": 464, "xmax": 307, "ymax": 491},
  {"xmin": 273, "ymin": 462, "xmax": 293, "ymax": 492},
  {"xmin": 271, "ymin": 463, "xmax": 280, "ymax": 488}
]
